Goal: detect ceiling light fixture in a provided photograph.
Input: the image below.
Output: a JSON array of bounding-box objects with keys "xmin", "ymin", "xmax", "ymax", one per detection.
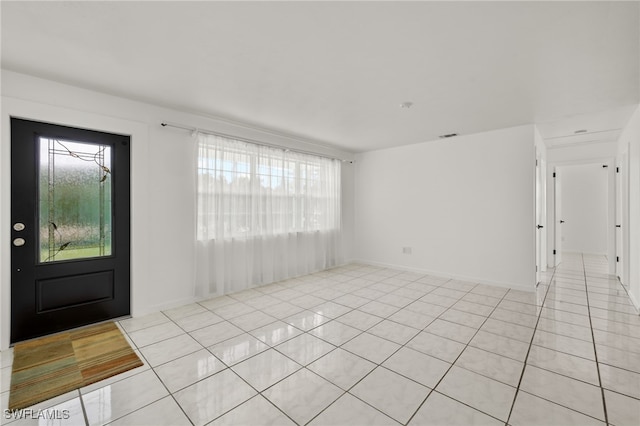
[
  {"xmin": 400, "ymin": 102, "xmax": 413, "ymax": 109},
  {"xmin": 574, "ymin": 129, "xmax": 588, "ymax": 134}
]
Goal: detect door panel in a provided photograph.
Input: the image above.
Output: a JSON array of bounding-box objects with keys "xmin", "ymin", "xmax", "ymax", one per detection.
[
  {"xmin": 616, "ymin": 159, "xmax": 623, "ymax": 281},
  {"xmin": 554, "ymin": 169, "xmax": 562, "ymax": 266},
  {"xmin": 37, "ymin": 270, "xmax": 114, "ymax": 312},
  {"xmin": 536, "ymin": 152, "xmax": 541, "ymax": 285},
  {"xmin": 616, "ymin": 151, "xmax": 630, "ymax": 288},
  {"xmin": 536, "ymin": 155, "xmax": 547, "ymax": 276},
  {"xmin": 11, "ymin": 118, "xmax": 130, "ymax": 343}
]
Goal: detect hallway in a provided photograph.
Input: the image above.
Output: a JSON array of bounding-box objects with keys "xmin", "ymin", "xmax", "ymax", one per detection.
[{"xmin": 517, "ymin": 252, "xmax": 639, "ymax": 425}]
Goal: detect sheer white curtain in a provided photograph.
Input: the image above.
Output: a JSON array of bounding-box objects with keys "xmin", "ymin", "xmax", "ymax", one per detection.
[{"xmin": 195, "ymin": 133, "xmax": 342, "ymax": 296}]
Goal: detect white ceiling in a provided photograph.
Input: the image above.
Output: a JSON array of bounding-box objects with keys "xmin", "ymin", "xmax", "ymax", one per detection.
[
  {"xmin": 1, "ymin": 1, "xmax": 638, "ymax": 153},
  {"xmin": 537, "ymin": 104, "xmax": 638, "ymax": 149}
]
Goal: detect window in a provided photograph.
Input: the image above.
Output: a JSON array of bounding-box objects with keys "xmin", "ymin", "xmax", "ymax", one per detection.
[{"xmin": 197, "ymin": 133, "xmax": 340, "ymax": 241}]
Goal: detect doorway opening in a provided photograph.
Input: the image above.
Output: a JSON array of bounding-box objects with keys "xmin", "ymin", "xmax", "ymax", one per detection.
[{"xmin": 547, "ymin": 161, "xmax": 616, "ymax": 278}]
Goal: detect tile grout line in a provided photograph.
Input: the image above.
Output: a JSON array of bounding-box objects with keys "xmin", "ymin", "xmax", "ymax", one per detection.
[
  {"xmin": 299, "ymin": 275, "xmax": 445, "ymax": 425},
  {"xmin": 280, "ymin": 273, "xmax": 441, "ymax": 425},
  {"xmin": 74, "ymin": 319, "xmax": 191, "ymax": 426},
  {"xmin": 71, "ymin": 322, "xmax": 163, "ymax": 426},
  {"xmin": 504, "ymin": 267, "xmax": 555, "ymax": 425},
  {"xmin": 199, "ymin": 268, "xmax": 414, "ymax": 425},
  {"xmin": 120, "ymin": 315, "xmax": 197, "ymax": 426},
  {"xmin": 77, "ymin": 389, "xmax": 90, "ymax": 426},
  {"xmin": 230, "ymin": 273, "xmax": 535, "ymax": 425},
  {"xmin": 159, "ymin": 309, "xmax": 301, "ymax": 425},
  {"xmin": 403, "ymin": 282, "xmax": 513, "ymax": 425},
  {"xmin": 531, "ymin": 292, "xmax": 640, "ymax": 359},
  {"xmin": 263, "ymin": 270, "xmax": 413, "ymax": 425},
  {"xmin": 210, "ymin": 362, "xmax": 300, "ymax": 426},
  {"xmin": 190, "ymin": 268, "xmax": 400, "ymax": 425},
  {"xmin": 154, "ymin": 310, "xmax": 206, "ymax": 426},
  {"xmin": 515, "ymin": 257, "xmax": 620, "ymax": 423},
  {"xmin": 581, "ymin": 253, "xmax": 609, "ymax": 426},
  {"xmin": 302, "ymin": 285, "xmax": 441, "ymax": 425}
]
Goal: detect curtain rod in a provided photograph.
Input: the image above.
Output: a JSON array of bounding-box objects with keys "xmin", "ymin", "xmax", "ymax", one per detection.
[{"xmin": 160, "ymin": 121, "xmax": 352, "ymax": 163}]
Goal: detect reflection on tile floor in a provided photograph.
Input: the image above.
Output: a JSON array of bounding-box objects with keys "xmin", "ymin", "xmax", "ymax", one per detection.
[{"xmin": 1, "ymin": 253, "xmax": 639, "ymax": 425}]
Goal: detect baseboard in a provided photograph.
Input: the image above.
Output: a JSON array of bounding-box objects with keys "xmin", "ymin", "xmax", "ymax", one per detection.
[
  {"xmin": 350, "ymin": 258, "xmax": 534, "ymax": 293},
  {"xmin": 625, "ymin": 290, "xmax": 640, "ymax": 315},
  {"xmin": 132, "ymin": 295, "xmax": 209, "ymax": 318},
  {"xmin": 130, "ymin": 258, "xmax": 537, "ymax": 320},
  {"xmin": 561, "ymin": 250, "xmax": 608, "ymax": 257},
  {"xmin": 130, "ymin": 261, "xmax": 354, "ymax": 319}
]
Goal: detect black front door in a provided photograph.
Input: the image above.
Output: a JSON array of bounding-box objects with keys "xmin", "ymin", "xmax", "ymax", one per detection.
[{"xmin": 11, "ymin": 118, "xmax": 131, "ymax": 343}]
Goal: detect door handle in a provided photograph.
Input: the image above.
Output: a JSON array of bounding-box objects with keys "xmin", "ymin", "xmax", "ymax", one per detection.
[
  {"xmin": 616, "ymin": 225, "xmax": 621, "ymax": 228},
  {"xmin": 560, "ymin": 220, "xmax": 565, "ymax": 224},
  {"xmin": 537, "ymin": 225, "xmax": 544, "ymax": 229}
]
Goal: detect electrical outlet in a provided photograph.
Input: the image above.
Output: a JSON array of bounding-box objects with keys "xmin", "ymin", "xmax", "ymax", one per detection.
[{"xmin": 402, "ymin": 247, "xmax": 412, "ymax": 254}]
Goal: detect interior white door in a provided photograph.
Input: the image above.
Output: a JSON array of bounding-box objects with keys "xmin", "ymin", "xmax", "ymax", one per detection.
[
  {"xmin": 616, "ymin": 159, "xmax": 623, "ymax": 281},
  {"xmin": 554, "ymin": 168, "xmax": 563, "ymax": 266},
  {"xmin": 535, "ymin": 153, "xmax": 542, "ymax": 285},
  {"xmin": 540, "ymin": 158, "xmax": 547, "ymax": 273},
  {"xmin": 616, "ymin": 151, "xmax": 630, "ymax": 288}
]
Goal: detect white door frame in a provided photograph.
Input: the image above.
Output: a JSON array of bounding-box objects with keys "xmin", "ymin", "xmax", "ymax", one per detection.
[
  {"xmin": 553, "ymin": 166, "xmax": 562, "ymax": 267},
  {"xmin": 549, "ymin": 157, "xmax": 617, "ymax": 274},
  {"xmin": 616, "ymin": 148, "xmax": 630, "ymax": 287},
  {"xmin": 535, "ymin": 150, "xmax": 547, "ymax": 284}
]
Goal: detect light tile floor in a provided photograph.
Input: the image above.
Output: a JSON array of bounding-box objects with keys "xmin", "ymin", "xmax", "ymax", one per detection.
[{"xmin": 1, "ymin": 253, "xmax": 639, "ymax": 425}]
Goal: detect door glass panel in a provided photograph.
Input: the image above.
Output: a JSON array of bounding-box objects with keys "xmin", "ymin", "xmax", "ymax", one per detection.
[{"xmin": 39, "ymin": 137, "xmax": 112, "ymax": 262}]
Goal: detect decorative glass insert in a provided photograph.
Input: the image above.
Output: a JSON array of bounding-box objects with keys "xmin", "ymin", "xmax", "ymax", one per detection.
[{"xmin": 39, "ymin": 137, "xmax": 112, "ymax": 262}]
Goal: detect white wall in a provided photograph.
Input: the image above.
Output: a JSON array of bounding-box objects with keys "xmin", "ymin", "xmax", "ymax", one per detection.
[
  {"xmin": 0, "ymin": 70, "xmax": 355, "ymax": 349},
  {"xmin": 559, "ymin": 164, "xmax": 609, "ymax": 255},
  {"xmin": 547, "ymin": 141, "xmax": 618, "ymax": 164},
  {"xmin": 354, "ymin": 125, "xmax": 536, "ymax": 290},
  {"xmin": 341, "ymin": 162, "xmax": 356, "ymax": 262},
  {"xmin": 617, "ymin": 105, "xmax": 640, "ymax": 309}
]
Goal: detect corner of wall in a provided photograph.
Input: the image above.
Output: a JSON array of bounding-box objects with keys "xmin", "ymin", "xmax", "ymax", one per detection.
[
  {"xmin": 352, "ymin": 124, "xmax": 536, "ymax": 290},
  {"xmin": 534, "ymin": 124, "xmax": 546, "ymax": 158}
]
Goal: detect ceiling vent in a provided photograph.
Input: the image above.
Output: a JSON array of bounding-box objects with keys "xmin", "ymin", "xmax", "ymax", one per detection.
[{"xmin": 438, "ymin": 133, "xmax": 458, "ymax": 139}]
